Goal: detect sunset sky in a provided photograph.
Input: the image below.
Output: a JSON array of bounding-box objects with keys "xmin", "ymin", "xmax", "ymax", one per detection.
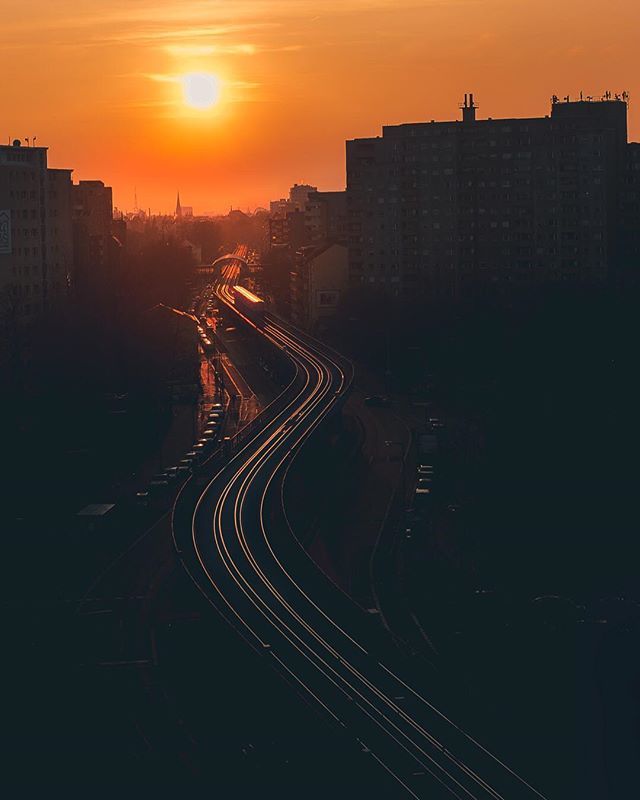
[{"xmin": 4, "ymin": 0, "xmax": 639, "ymax": 214}]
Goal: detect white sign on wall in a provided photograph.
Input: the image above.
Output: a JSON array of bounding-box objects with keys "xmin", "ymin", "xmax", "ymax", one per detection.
[{"xmin": 0, "ymin": 210, "xmax": 11, "ymax": 255}]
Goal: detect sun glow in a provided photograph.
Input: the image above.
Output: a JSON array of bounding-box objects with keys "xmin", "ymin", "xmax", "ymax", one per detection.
[{"xmin": 181, "ymin": 72, "xmax": 220, "ymax": 110}]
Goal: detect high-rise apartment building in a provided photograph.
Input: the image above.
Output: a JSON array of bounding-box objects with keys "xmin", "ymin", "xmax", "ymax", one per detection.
[
  {"xmin": 305, "ymin": 191, "xmax": 347, "ymax": 245},
  {"xmin": 72, "ymin": 179, "xmax": 113, "ymax": 292},
  {"xmin": 618, "ymin": 143, "xmax": 640, "ymax": 285},
  {"xmin": 289, "ymin": 183, "xmax": 318, "ymax": 212},
  {"xmin": 268, "ymin": 208, "xmax": 308, "ymax": 250},
  {"xmin": 346, "ymin": 94, "xmax": 633, "ymax": 302},
  {"xmin": 0, "ymin": 140, "xmax": 72, "ymax": 323}
]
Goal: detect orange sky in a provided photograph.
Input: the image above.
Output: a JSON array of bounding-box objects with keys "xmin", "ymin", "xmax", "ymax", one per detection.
[{"xmin": 3, "ymin": 0, "xmax": 639, "ymax": 214}]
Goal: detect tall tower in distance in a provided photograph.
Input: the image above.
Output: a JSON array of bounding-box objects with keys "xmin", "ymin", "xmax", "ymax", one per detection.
[{"xmin": 176, "ymin": 190, "xmax": 182, "ymax": 218}]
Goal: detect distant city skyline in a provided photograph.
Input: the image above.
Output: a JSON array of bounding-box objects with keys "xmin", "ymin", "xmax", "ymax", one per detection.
[{"xmin": 3, "ymin": 0, "xmax": 639, "ymax": 212}]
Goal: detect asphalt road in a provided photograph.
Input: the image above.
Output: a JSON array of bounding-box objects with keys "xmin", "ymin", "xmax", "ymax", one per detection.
[{"xmin": 173, "ymin": 252, "xmax": 551, "ymax": 799}]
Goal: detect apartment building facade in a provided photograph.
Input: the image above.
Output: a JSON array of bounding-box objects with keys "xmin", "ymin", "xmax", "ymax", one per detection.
[
  {"xmin": 0, "ymin": 140, "xmax": 73, "ymax": 323},
  {"xmin": 346, "ymin": 95, "xmax": 632, "ymax": 303}
]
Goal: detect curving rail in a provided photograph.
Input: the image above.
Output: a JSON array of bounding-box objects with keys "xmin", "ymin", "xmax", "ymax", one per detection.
[{"xmin": 172, "ymin": 250, "xmax": 550, "ymax": 800}]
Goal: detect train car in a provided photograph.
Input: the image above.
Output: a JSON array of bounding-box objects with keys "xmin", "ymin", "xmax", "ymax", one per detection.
[{"xmin": 232, "ymin": 285, "xmax": 265, "ymax": 325}]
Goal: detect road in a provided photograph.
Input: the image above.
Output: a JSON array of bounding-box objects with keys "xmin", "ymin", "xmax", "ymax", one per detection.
[{"xmin": 173, "ymin": 247, "xmax": 551, "ymax": 799}]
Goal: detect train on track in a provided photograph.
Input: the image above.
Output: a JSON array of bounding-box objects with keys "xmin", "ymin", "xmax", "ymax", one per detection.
[{"xmin": 232, "ymin": 284, "xmax": 265, "ymax": 325}]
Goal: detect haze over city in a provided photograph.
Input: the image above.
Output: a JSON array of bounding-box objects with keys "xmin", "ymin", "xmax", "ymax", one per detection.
[{"xmin": 3, "ymin": 0, "xmax": 640, "ymax": 213}]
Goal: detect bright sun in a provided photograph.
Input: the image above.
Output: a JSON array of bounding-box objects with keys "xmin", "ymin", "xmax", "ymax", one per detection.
[{"xmin": 181, "ymin": 72, "xmax": 220, "ymax": 110}]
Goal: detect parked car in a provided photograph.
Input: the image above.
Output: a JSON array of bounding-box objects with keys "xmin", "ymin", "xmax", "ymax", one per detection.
[
  {"xmin": 153, "ymin": 471, "xmax": 176, "ymax": 485},
  {"xmin": 414, "ymin": 486, "xmax": 432, "ymax": 504},
  {"xmin": 135, "ymin": 491, "xmax": 150, "ymax": 507},
  {"xmin": 417, "ymin": 464, "xmax": 435, "ymax": 475},
  {"xmin": 149, "ymin": 478, "xmax": 170, "ymax": 494},
  {"xmin": 164, "ymin": 466, "xmax": 179, "ymax": 481}
]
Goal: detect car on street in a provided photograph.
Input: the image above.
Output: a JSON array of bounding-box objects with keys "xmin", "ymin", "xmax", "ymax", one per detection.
[
  {"xmin": 414, "ymin": 486, "xmax": 432, "ymax": 504},
  {"xmin": 417, "ymin": 465, "xmax": 434, "ymax": 475},
  {"xmin": 185, "ymin": 449, "xmax": 203, "ymax": 465},
  {"xmin": 153, "ymin": 471, "xmax": 175, "ymax": 485},
  {"xmin": 135, "ymin": 491, "xmax": 150, "ymax": 507}
]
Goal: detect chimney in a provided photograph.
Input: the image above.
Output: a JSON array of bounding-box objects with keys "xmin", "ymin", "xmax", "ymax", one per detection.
[{"xmin": 461, "ymin": 93, "xmax": 477, "ymax": 123}]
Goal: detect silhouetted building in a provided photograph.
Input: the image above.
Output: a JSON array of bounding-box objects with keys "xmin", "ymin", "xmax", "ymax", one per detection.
[
  {"xmin": 270, "ymin": 198, "xmax": 293, "ymax": 216},
  {"xmin": 347, "ymin": 94, "xmax": 634, "ymax": 302},
  {"xmin": 618, "ymin": 143, "xmax": 640, "ymax": 285},
  {"xmin": 0, "ymin": 140, "xmax": 72, "ymax": 323},
  {"xmin": 269, "ymin": 208, "xmax": 308, "ymax": 250},
  {"xmin": 72, "ymin": 179, "xmax": 113, "ymax": 292},
  {"xmin": 289, "ymin": 183, "xmax": 318, "ymax": 212},
  {"xmin": 305, "ymin": 190, "xmax": 347, "ymax": 245},
  {"xmin": 290, "ymin": 243, "xmax": 348, "ymax": 330}
]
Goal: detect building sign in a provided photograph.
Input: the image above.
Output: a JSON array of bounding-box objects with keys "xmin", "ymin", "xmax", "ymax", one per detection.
[{"xmin": 0, "ymin": 210, "xmax": 11, "ymax": 254}]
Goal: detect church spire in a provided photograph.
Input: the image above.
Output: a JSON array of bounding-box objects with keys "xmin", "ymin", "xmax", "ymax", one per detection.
[{"xmin": 176, "ymin": 190, "xmax": 182, "ymax": 218}]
